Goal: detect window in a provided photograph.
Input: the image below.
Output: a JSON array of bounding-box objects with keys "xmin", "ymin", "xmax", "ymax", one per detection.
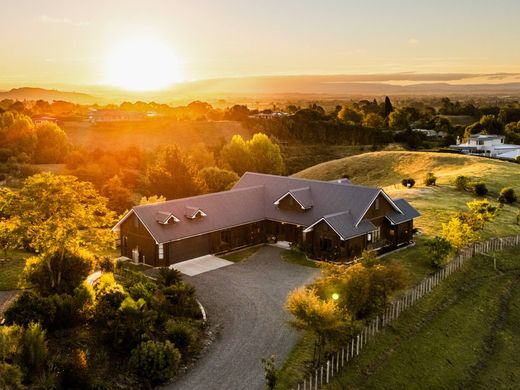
[
  {"xmin": 373, "ymin": 226, "xmax": 381, "ymax": 241},
  {"xmin": 123, "ymin": 236, "xmax": 128, "ymax": 248},
  {"xmin": 320, "ymin": 237, "xmax": 333, "ymax": 251},
  {"xmin": 367, "ymin": 233, "xmax": 372, "ymax": 242},
  {"xmin": 375, "ymin": 197, "xmax": 380, "ymax": 210},
  {"xmin": 158, "ymin": 243, "xmax": 164, "ymax": 260}
]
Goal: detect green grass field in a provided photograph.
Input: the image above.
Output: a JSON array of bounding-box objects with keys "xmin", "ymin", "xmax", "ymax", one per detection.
[
  {"xmin": 326, "ymin": 245, "xmax": 520, "ymax": 390},
  {"xmin": 0, "ymin": 250, "xmax": 29, "ymax": 290}
]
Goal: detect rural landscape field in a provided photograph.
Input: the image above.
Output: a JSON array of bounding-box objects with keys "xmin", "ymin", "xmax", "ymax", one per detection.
[{"xmin": 2, "ymin": 1, "xmax": 520, "ymax": 389}]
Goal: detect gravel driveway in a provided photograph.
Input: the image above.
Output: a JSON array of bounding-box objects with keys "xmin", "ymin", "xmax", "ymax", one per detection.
[{"xmin": 166, "ymin": 246, "xmax": 319, "ymax": 390}]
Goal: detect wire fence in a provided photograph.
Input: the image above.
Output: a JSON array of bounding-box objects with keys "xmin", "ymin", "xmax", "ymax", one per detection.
[{"xmin": 292, "ymin": 235, "xmax": 520, "ymax": 390}]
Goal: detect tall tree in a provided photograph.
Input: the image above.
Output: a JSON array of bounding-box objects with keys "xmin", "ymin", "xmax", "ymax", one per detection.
[
  {"xmin": 247, "ymin": 133, "xmax": 285, "ymax": 175},
  {"xmin": 34, "ymin": 122, "xmax": 70, "ymax": 163},
  {"xmin": 144, "ymin": 145, "xmax": 207, "ymax": 199},
  {"xmin": 384, "ymin": 96, "xmax": 394, "ymax": 118},
  {"xmin": 219, "ymin": 135, "xmax": 252, "ymax": 175}
]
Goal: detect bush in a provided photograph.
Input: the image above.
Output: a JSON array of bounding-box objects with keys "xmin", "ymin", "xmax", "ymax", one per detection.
[
  {"xmin": 18, "ymin": 322, "xmax": 48, "ymax": 379},
  {"xmin": 165, "ymin": 320, "xmax": 197, "ymax": 355},
  {"xmin": 425, "ymin": 237, "xmax": 453, "ymax": 268},
  {"xmin": 4, "ymin": 291, "xmax": 56, "ymax": 328},
  {"xmin": 498, "ymin": 187, "xmax": 517, "ymax": 203},
  {"xmin": 0, "ymin": 363, "xmax": 23, "ymax": 390},
  {"xmin": 58, "ymin": 349, "xmax": 91, "ymax": 390},
  {"xmin": 473, "ymin": 182, "xmax": 488, "ymax": 196},
  {"xmin": 454, "ymin": 175, "xmax": 471, "ymax": 191},
  {"xmin": 401, "ymin": 178, "xmax": 415, "ymax": 188},
  {"xmin": 157, "ymin": 267, "xmax": 182, "ymax": 287},
  {"xmin": 98, "ymin": 256, "xmax": 115, "ymax": 273},
  {"xmin": 161, "ymin": 283, "xmax": 202, "ymax": 319},
  {"xmin": 129, "ymin": 340, "xmax": 181, "ymax": 386},
  {"xmin": 424, "ymin": 172, "xmax": 437, "ymax": 186}
]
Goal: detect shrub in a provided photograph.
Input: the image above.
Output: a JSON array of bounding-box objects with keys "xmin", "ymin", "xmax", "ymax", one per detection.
[
  {"xmin": 424, "ymin": 172, "xmax": 437, "ymax": 186},
  {"xmin": 165, "ymin": 320, "xmax": 197, "ymax": 355},
  {"xmin": 157, "ymin": 267, "xmax": 182, "ymax": 287},
  {"xmin": 4, "ymin": 291, "xmax": 56, "ymax": 328},
  {"xmin": 454, "ymin": 175, "xmax": 471, "ymax": 191},
  {"xmin": 473, "ymin": 182, "xmax": 488, "ymax": 196},
  {"xmin": 0, "ymin": 363, "xmax": 23, "ymax": 390},
  {"xmin": 58, "ymin": 349, "xmax": 91, "ymax": 390},
  {"xmin": 425, "ymin": 237, "xmax": 453, "ymax": 268},
  {"xmin": 401, "ymin": 178, "xmax": 415, "ymax": 188},
  {"xmin": 0, "ymin": 325, "xmax": 22, "ymax": 362},
  {"xmin": 129, "ymin": 340, "xmax": 181, "ymax": 386},
  {"xmin": 18, "ymin": 322, "xmax": 48, "ymax": 379},
  {"xmin": 498, "ymin": 187, "xmax": 517, "ymax": 203},
  {"xmin": 98, "ymin": 256, "xmax": 115, "ymax": 273},
  {"xmin": 161, "ymin": 283, "xmax": 202, "ymax": 319}
]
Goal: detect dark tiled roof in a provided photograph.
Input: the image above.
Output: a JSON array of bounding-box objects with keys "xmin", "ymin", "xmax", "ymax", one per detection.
[
  {"xmin": 114, "ymin": 172, "xmax": 419, "ymax": 244},
  {"xmin": 386, "ymin": 198, "xmax": 421, "ymax": 224},
  {"xmin": 275, "ymin": 187, "xmax": 313, "ymax": 209}
]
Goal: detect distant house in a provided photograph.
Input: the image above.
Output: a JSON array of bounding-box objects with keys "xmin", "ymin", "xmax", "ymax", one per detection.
[
  {"xmin": 249, "ymin": 111, "xmax": 291, "ymax": 119},
  {"xmin": 32, "ymin": 116, "xmax": 58, "ymax": 125},
  {"xmin": 113, "ymin": 173, "xmax": 420, "ymax": 267},
  {"xmin": 88, "ymin": 109, "xmax": 145, "ymax": 123},
  {"xmin": 412, "ymin": 129, "xmax": 446, "ymax": 139},
  {"xmin": 450, "ymin": 134, "xmax": 520, "ymax": 159}
]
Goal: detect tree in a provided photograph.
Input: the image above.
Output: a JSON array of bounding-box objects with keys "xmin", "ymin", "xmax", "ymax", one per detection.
[
  {"xmin": 467, "ymin": 199, "xmax": 499, "ymax": 224},
  {"xmin": 188, "ymin": 143, "xmax": 216, "ymax": 169},
  {"xmin": 363, "ymin": 113, "xmax": 385, "ymax": 129},
  {"xmin": 388, "ymin": 108, "xmax": 411, "ymax": 130},
  {"xmin": 144, "ymin": 145, "xmax": 207, "ymax": 199},
  {"xmin": 33, "ymin": 122, "xmax": 70, "ymax": 163},
  {"xmin": 338, "ymin": 107, "xmax": 364, "ymax": 125},
  {"xmin": 0, "ymin": 217, "xmax": 18, "ymax": 260},
  {"xmin": 19, "ymin": 322, "xmax": 48, "ymax": 379},
  {"xmin": 247, "ymin": 133, "xmax": 285, "ymax": 175},
  {"xmin": 441, "ymin": 217, "xmax": 477, "ymax": 249},
  {"xmin": 454, "ymin": 175, "xmax": 471, "ymax": 191},
  {"xmin": 101, "ymin": 175, "xmax": 133, "ymax": 214},
  {"xmin": 219, "ymin": 135, "xmax": 252, "ymax": 175},
  {"xmin": 10, "ymin": 173, "xmax": 114, "ymax": 257},
  {"xmin": 139, "ymin": 195, "xmax": 166, "ymax": 205},
  {"xmin": 198, "ymin": 167, "xmax": 239, "ymax": 193},
  {"xmin": 286, "ymin": 287, "xmax": 348, "ymax": 364},
  {"xmin": 384, "ymin": 96, "xmax": 394, "ymax": 118}
]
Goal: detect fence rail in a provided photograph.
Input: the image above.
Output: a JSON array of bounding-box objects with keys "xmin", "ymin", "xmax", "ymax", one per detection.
[{"xmin": 292, "ymin": 235, "xmax": 520, "ymax": 390}]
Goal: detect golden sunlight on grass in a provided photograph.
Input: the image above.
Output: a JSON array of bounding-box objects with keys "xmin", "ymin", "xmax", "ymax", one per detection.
[{"xmin": 105, "ymin": 37, "xmax": 182, "ymax": 91}]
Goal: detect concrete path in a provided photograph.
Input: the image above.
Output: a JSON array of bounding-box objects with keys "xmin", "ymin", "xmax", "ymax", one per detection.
[
  {"xmin": 169, "ymin": 255, "xmax": 234, "ymax": 276},
  {"xmin": 166, "ymin": 246, "xmax": 319, "ymax": 390}
]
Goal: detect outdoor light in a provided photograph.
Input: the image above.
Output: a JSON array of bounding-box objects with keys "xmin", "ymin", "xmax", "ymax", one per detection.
[{"xmin": 332, "ymin": 293, "xmax": 339, "ymax": 300}]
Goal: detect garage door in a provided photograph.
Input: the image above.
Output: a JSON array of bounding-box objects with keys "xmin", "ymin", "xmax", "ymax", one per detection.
[{"xmin": 169, "ymin": 234, "xmax": 211, "ymax": 263}]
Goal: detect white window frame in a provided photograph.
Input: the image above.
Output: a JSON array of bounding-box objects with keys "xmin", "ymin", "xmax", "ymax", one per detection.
[{"xmin": 158, "ymin": 243, "xmax": 164, "ymax": 260}]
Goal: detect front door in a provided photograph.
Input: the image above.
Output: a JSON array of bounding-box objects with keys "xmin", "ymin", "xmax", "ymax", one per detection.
[{"xmin": 132, "ymin": 247, "xmax": 139, "ymax": 263}]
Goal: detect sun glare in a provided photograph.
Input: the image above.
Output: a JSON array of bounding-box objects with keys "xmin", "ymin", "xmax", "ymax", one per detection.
[{"xmin": 105, "ymin": 38, "xmax": 182, "ymax": 91}]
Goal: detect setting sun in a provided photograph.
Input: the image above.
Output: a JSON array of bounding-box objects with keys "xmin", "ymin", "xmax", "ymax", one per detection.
[{"xmin": 105, "ymin": 38, "xmax": 182, "ymax": 91}]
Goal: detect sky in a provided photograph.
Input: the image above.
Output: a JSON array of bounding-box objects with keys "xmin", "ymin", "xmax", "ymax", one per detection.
[{"xmin": 1, "ymin": 0, "xmax": 520, "ymax": 90}]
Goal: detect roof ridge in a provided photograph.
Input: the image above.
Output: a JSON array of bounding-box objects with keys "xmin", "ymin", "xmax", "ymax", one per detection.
[
  {"xmin": 134, "ymin": 184, "xmax": 265, "ymax": 209},
  {"xmin": 241, "ymin": 171, "xmax": 382, "ymax": 191},
  {"xmin": 323, "ymin": 210, "xmax": 351, "ymax": 218}
]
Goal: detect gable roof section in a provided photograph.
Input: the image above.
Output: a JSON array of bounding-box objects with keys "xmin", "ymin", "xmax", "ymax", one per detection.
[
  {"xmin": 131, "ymin": 185, "xmax": 265, "ymax": 244},
  {"xmin": 385, "ymin": 198, "xmax": 421, "ymax": 224},
  {"xmin": 273, "ymin": 187, "xmax": 313, "ymax": 209},
  {"xmin": 303, "ymin": 211, "xmax": 376, "ymax": 240},
  {"xmin": 155, "ymin": 211, "xmax": 180, "ymax": 224}
]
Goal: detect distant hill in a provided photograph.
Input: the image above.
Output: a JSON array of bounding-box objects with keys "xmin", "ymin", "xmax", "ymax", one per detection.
[
  {"xmin": 293, "ymin": 151, "xmax": 520, "ymax": 190},
  {"xmin": 0, "ymin": 87, "xmax": 98, "ymax": 104}
]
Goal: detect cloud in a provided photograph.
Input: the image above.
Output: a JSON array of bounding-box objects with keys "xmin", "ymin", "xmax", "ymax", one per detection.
[
  {"xmin": 408, "ymin": 38, "xmax": 419, "ymax": 45},
  {"xmin": 38, "ymin": 14, "xmax": 90, "ymax": 27}
]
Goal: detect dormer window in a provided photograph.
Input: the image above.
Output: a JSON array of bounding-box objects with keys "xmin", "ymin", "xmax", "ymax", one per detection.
[
  {"xmin": 185, "ymin": 206, "xmax": 207, "ymax": 220},
  {"xmin": 155, "ymin": 211, "xmax": 180, "ymax": 225},
  {"xmin": 273, "ymin": 187, "xmax": 313, "ymax": 211}
]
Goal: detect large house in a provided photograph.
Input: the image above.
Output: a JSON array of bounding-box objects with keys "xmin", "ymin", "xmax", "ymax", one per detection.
[
  {"xmin": 113, "ymin": 173, "xmax": 420, "ymax": 267},
  {"xmin": 450, "ymin": 134, "xmax": 520, "ymax": 159}
]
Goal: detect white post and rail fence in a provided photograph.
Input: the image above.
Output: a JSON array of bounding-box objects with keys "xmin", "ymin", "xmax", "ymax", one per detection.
[{"xmin": 291, "ymin": 235, "xmax": 520, "ymax": 390}]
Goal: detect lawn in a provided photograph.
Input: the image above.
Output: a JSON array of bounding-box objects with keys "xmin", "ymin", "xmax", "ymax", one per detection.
[
  {"xmin": 325, "ymin": 245, "xmax": 520, "ymax": 390},
  {"xmin": 221, "ymin": 245, "xmax": 261, "ymax": 262},
  {"xmin": 281, "ymin": 249, "xmax": 319, "ymax": 268},
  {"xmin": 0, "ymin": 250, "xmax": 30, "ymax": 290}
]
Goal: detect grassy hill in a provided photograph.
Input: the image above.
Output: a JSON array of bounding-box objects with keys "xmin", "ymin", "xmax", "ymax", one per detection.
[
  {"xmin": 294, "ymin": 151, "xmax": 520, "ymax": 240},
  {"xmin": 327, "ymin": 245, "xmax": 520, "ymax": 390}
]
